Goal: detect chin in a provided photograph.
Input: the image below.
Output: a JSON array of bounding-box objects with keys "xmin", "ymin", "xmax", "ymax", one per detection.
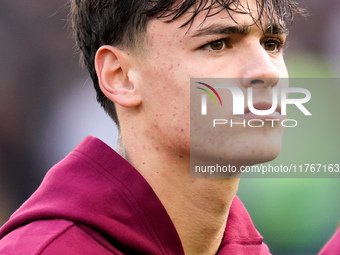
[
  {"xmin": 190, "ymin": 125, "xmax": 284, "ymax": 167},
  {"xmin": 241, "ymin": 137, "xmax": 283, "ymax": 166}
]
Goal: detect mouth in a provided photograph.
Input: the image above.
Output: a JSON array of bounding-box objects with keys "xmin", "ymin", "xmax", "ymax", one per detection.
[
  {"xmin": 245, "ymin": 101, "xmax": 281, "ymax": 114},
  {"xmin": 243, "ymin": 101, "xmax": 283, "ymax": 119}
]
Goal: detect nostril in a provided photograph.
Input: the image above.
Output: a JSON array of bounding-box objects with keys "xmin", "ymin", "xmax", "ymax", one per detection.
[{"xmin": 250, "ymin": 79, "xmax": 264, "ymax": 85}]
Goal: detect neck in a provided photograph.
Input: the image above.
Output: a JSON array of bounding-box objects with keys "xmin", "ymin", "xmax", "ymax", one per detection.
[{"xmin": 122, "ymin": 134, "xmax": 240, "ymax": 255}]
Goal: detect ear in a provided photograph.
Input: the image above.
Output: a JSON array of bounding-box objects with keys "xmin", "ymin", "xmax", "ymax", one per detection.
[{"xmin": 95, "ymin": 45, "xmax": 142, "ymax": 108}]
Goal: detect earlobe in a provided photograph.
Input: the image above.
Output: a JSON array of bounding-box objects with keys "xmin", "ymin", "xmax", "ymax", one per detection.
[{"xmin": 95, "ymin": 45, "xmax": 142, "ymax": 108}]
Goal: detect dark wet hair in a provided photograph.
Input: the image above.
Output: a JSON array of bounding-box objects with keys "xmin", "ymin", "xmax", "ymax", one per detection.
[{"xmin": 70, "ymin": 0, "xmax": 304, "ymax": 126}]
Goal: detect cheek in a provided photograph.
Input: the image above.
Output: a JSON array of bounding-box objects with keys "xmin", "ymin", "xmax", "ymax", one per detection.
[{"xmin": 138, "ymin": 61, "xmax": 191, "ymax": 151}]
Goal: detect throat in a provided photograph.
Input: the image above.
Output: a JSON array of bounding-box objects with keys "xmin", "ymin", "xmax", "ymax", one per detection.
[
  {"xmin": 122, "ymin": 134, "xmax": 240, "ymax": 255},
  {"xmin": 157, "ymin": 177, "xmax": 240, "ymax": 255}
]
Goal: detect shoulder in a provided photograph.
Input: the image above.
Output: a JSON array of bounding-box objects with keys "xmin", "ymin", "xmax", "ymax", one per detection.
[
  {"xmin": 0, "ymin": 219, "xmax": 116, "ymax": 255},
  {"xmin": 319, "ymin": 226, "xmax": 340, "ymax": 255}
]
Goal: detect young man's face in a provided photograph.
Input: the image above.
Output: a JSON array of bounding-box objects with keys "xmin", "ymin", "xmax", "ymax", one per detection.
[{"xmin": 130, "ymin": 0, "xmax": 288, "ymax": 166}]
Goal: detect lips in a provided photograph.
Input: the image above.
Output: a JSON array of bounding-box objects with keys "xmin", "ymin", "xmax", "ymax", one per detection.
[
  {"xmin": 244, "ymin": 101, "xmax": 281, "ymax": 115},
  {"xmin": 242, "ymin": 101, "xmax": 283, "ymax": 120}
]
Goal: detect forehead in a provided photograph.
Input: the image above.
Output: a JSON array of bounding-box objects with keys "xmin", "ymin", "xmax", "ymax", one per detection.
[
  {"xmin": 158, "ymin": 0, "xmax": 284, "ymax": 30},
  {"xmin": 146, "ymin": 0, "xmax": 283, "ymax": 41}
]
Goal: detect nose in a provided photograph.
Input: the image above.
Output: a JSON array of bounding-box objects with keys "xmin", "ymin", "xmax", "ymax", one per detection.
[{"xmin": 240, "ymin": 44, "xmax": 280, "ymax": 88}]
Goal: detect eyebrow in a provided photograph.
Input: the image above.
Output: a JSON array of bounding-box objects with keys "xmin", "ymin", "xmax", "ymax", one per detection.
[
  {"xmin": 265, "ymin": 24, "xmax": 289, "ymax": 35},
  {"xmin": 192, "ymin": 23, "xmax": 288, "ymax": 37}
]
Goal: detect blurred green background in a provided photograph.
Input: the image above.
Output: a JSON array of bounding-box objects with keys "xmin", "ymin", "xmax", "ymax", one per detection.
[{"xmin": 238, "ymin": 59, "xmax": 340, "ymax": 254}]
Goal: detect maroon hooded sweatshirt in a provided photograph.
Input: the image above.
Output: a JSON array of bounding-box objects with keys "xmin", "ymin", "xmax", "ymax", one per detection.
[
  {"xmin": 319, "ymin": 226, "xmax": 340, "ymax": 255},
  {"xmin": 0, "ymin": 136, "xmax": 271, "ymax": 254}
]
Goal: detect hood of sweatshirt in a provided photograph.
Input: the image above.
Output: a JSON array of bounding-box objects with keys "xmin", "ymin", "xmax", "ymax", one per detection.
[{"xmin": 0, "ymin": 136, "xmax": 268, "ymax": 254}]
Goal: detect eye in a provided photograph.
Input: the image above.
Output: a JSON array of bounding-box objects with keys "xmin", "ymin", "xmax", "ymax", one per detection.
[
  {"xmin": 261, "ymin": 38, "xmax": 284, "ymax": 52},
  {"xmin": 203, "ymin": 39, "xmax": 231, "ymax": 51}
]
